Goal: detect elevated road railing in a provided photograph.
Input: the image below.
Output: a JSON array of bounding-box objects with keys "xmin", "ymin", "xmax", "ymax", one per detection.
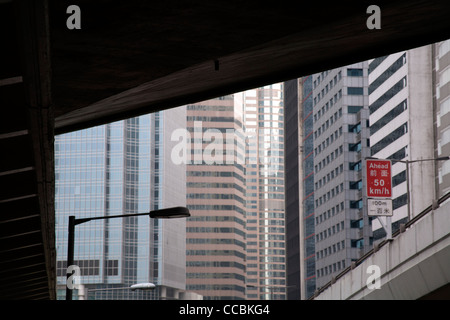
[{"xmin": 310, "ymin": 191, "xmax": 450, "ymax": 299}]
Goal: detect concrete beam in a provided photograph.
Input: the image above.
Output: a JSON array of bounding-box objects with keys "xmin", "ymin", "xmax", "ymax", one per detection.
[{"xmin": 15, "ymin": 0, "xmax": 56, "ymax": 300}]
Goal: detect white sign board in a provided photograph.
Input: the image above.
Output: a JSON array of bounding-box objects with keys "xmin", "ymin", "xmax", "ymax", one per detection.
[{"xmin": 367, "ymin": 199, "xmax": 393, "ymax": 216}]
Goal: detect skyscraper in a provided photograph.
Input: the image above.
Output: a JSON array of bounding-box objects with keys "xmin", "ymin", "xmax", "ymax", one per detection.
[
  {"xmin": 284, "ymin": 76, "xmax": 316, "ymax": 300},
  {"xmin": 185, "ymin": 95, "xmax": 247, "ymax": 300},
  {"xmin": 55, "ymin": 107, "xmax": 188, "ymax": 300},
  {"xmin": 368, "ymin": 45, "xmax": 435, "ymax": 238},
  {"xmin": 311, "ymin": 63, "xmax": 372, "ymax": 291},
  {"xmin": 284, "ymin": 78, "xmax": 303, "ymax": 300},
  {"xmin": 285, "ymin": 39, "xmax": 450, "ymax": 300},
  {"xmin": 285, "ymin": 62, "xmax": 373, "ymax": 298},
  {"xmin": 243, "ymin": 84, "xmax": 286, "ymax": 300},
  {"xmin": 433, "ymin": 39, "xmax": 450, "ymax": 198}
]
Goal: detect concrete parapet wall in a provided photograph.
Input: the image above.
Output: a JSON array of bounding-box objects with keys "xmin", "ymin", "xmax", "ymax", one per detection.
[{"xmin": 315, "ymin": 200, "xmax": 450, "ymax": 299}]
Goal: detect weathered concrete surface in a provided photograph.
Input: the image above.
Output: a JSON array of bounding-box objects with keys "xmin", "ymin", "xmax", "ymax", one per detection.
[{"xmin": 314, "ymin": 200, "xmax": 450, "ymax": 299}]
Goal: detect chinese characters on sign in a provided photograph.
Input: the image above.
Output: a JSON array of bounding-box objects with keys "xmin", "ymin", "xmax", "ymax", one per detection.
[
  {"xmin": 367, "ymin": 199, "xmax": 393, "ymax": 216},
  {"xmin": 366, "ymin": 160, "xmax": 392, "ymax": 198},
  {"xmin": 366, "ymin": 159, "xmax": 393, "ymax": 217}
]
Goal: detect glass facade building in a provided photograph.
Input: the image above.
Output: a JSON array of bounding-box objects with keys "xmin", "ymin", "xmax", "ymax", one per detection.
[
  {"xmin": 243, "ymin": 84, "xmax": 286, "ymax": 300},
  {"xmin": 300, "ymin": 76, "xmax": 316, "ymax": 299},
  {"xmin": 55, "ymin": 107, "xmax": 188, "ymax": 300},
  {"xmin": 284, "ymin": 78, "xmax": 302, "ymax": 300},
  {"xmin": 284, "ymin": 77, "xmax": 316, "ymax": 300}
]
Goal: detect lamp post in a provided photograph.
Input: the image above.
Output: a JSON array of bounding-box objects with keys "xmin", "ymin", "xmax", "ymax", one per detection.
[
  {"xmin": 82, "ymin": 282, "xmax": 156, "ymax": 300},
  {"xmin": 66, "ymin": 206, "xmax": 190, "ymax": 300},
  {"xmin": 366, "ymin": 156, "xmax": 449, "ymax": 221}
]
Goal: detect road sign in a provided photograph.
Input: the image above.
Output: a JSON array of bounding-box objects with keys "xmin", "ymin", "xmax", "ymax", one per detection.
[
  {"xmin": 366, "ymin": 159, "xmax": 392, "ymax": 198},
  {"xmin": 367, "ymin": 198, "xmax": 393, "ymax": 216}
]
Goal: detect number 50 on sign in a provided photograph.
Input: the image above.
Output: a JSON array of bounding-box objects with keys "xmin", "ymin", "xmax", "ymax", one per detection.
[{"xmin": 366, "ymin": 160, "xmax": 392, "ymax": 198}]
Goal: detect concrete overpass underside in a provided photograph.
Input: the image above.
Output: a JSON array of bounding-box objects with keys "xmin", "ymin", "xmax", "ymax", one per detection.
[{"xmin": 2, "ymin": 0, "xmax": 450, "ymax": 299}]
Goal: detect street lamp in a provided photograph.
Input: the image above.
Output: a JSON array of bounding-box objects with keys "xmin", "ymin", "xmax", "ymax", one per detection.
[
  {"xmin": 365, "ymin": 156, "xmax": 449, "ymax": 221},
  {"xmin": 130, "ymin": 282, "xmax": 157, "ymax": 291},
  {"xmin": 66, "ymin": 206, "xmax": 190, "ymax": 300},
  {"xmin": 81, "ymin": 282, "xmax": 156, "ymax": 300}
]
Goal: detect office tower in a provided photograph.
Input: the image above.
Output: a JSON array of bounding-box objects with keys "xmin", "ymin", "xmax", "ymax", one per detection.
[
  {"xmin": 368, "ymin": 45, "xmax": 435, "ymax": 238},
  {"xmin": 284, "ymin": 78, "xmax": 302, "ymax": 300},
  {"xmin": 284, "ymin": 77, "xmax": 316, "ymax": 299},
  {"xmin": 284, "ymin": 64, "xmax": 373, "ymax": 297},
  {"xmin": 243, "ymin": 84, "xmax": 286, "ymax": 300},
  {"xmin": 285, "ymin": 76, "xmax": 317, "ymax": 300},
  {"xmin": 185, "ymin": 95, "xmax": 247, "ymax": 300},
  {"xmin": 311, "ymin": 63, "xmax": 372, "ymax": 291},
  {"xmin": 55, "ymin": 107, "xmax": 188, "ymax": 300},
  {"xmin": 300, "ymin": 76, "xmax": 317, "ymax": 299},
  {"xmin": 433, "ymin": 39, "xmax": 450, "ymax": 198}
]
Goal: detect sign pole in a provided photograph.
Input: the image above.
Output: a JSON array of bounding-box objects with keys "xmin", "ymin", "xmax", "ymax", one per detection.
[
  {"xmin": 376, "ymin": 216, "xmax": 392, "ymax": 240},
  {"xmin": 405, "ymin": 160, "xmax": 411, "ymax": 221}
]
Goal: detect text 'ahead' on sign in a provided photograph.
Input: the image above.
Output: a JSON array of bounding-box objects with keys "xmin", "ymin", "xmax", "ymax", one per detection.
[{"xmin": 366, "ymin": 159, "xmax": 392, "ymax": 198}]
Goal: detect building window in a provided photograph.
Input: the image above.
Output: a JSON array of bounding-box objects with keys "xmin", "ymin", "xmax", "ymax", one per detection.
[
  {"xmin": 350, "ymin": 199, "xmax": 363, "ymax": 209},
  {"xmin": 370, "ymin": 76, "xmax": 407, "ymax": 114},
  {"xmin": 348, "ymin": 106, "xmax": 363, "ymax": 114},
  {"xmin": 371, "ymin": 122, "xmax": 408, "ymax": 155},
  {"xmin": 349, "ymin": 123, "xmax": 362, "ymax": 133},
  {"xmin": 351, "ymin": 239, "xmax": 364, "ymax": 248},
  {"xmin": 440, "ymin": 66, "xmax": 450, "ymax": 86},
  {"xmin": 440, "ymin": 97, "xmax": 450, "ymax": 116},
  {"xmin": 369, "ymin": 56, "xmax": 388, "ymax": 74},
  {"xmin": 349, "ymin": 160, "xmax": 362, "ymax": 171},
  {"xmin": 350, "ymin": 219, "xmax": 364, "ymax": 229},
  {"xmin": 349, "ymin": 142, "xmax": 362, "ymax": 152},
  {"xmin": 347, "ymin": 87, "xmax": 364, "ymax": 95},
  {"xmin": 370, "ymin": 100, "xmax": 407, "ymax": 135},
  {"xmin": 347, "ymin": 68, "xmax": 363, "ymax": 77},
  {"xmin": 369, "ymin": 54, "xmax": 406, "ymax": 94},
  {"xmin": 349, "ymin": 180, "xmax": 363, "ymax": 190},
  {"xmin": 439, "ymin": 40, "xmax": 450, "ymax": 59}
]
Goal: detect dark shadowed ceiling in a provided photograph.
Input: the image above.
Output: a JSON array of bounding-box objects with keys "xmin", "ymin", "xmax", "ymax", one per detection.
[{"xmin": 50, "ymin": 0, "xmax": 450, "ymax": 133}]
